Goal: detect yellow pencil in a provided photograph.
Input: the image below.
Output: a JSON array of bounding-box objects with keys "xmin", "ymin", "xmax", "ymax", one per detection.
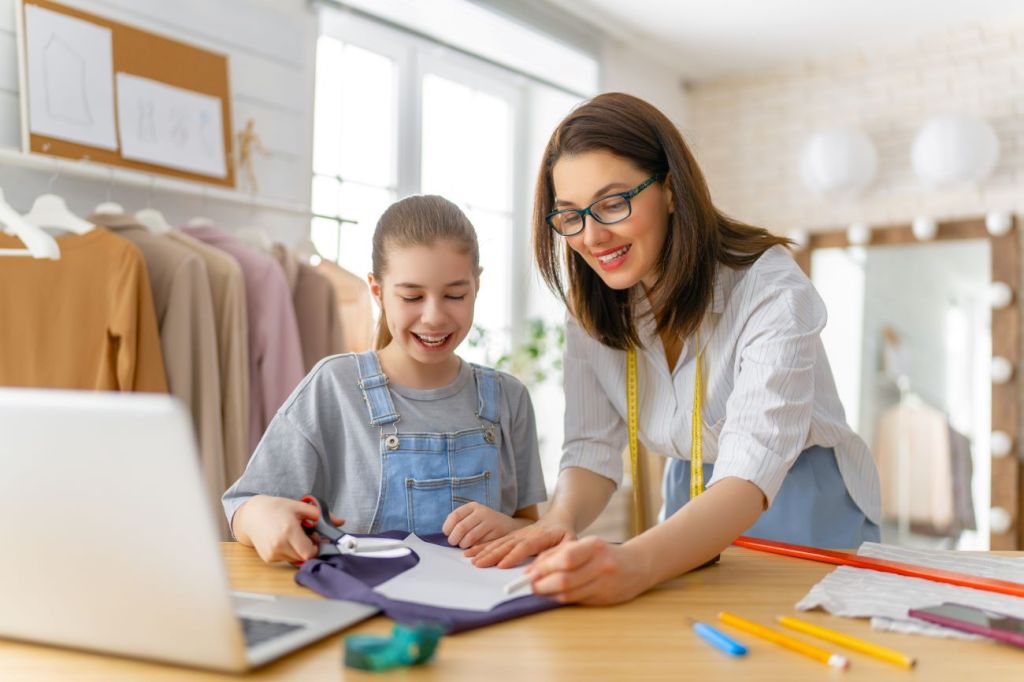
[
  {"xmin": 718, "ymin": 611, "xmax": 849, "ymax": 670},
  {"xmin": 777, "ymin": 616, "xmax": 916, "ymax": 669}
]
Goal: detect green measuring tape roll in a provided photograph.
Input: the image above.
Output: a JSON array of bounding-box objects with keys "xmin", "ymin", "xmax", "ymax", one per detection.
[{"xmin": 344, "ymin": 622, "xmax": 445, "ymax": 672}]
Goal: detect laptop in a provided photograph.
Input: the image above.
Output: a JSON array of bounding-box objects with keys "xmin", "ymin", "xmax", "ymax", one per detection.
[{"xmin": 0, "ymin": 388, "xmax": 378, "ymax": 672}]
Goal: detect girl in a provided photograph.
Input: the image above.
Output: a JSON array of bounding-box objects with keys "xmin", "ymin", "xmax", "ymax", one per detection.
[
  {"xmin": 224, "ymin": 195, "xmax": 546, "ymax": 564},
  {"xmin": 469, "ymin": 93, "xmax": 881, "ymax": 605}
]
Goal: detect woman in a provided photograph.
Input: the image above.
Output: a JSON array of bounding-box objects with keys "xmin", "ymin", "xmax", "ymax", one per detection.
[{"xmin": 468, "ymin": 92, "xmax": 880, "ymax": 605}]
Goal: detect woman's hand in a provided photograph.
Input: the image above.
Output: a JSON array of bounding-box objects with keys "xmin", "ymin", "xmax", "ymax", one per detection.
[
  {"xmin": 524, "ymin": 536, "xmax": 651, "ymax": 605},
  {"xmin": 442, "ymin": 502, "xmax": 531, "ymax": 548},
  {"xmin": 465, "ymin": 515, "xmax": 576, "ymax": 568},
  {"xmin": 232, "ymin": 495, "xmax": 344, "ymax": 564}
]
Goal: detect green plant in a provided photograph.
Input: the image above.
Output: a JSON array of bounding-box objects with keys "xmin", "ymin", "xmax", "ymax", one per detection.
[{"xmin": 466, "ymin": 318, "xmax": 565, "ymax": 388}]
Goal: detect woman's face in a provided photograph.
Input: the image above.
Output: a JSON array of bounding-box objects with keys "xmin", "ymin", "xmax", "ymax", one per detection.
[{"xmin": 551, "ymin": 150, "xmax": 673, "ymax": 291}]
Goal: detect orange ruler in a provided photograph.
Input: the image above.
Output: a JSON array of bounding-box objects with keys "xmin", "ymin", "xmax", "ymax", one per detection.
[{"xmin": 733, "ymin": 535, "xmax": 1024, "ymax": 599}]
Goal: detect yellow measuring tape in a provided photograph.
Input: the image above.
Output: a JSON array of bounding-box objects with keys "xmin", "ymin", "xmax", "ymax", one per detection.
[{"xmin": 627, "ymin": 333, "xmax": 704, "ymax": 537}]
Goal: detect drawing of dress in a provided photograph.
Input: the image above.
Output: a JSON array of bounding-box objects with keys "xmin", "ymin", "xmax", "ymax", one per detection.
[{"xmin": 43, "ymin": 34, "xmax": 92, "ymax": 125}]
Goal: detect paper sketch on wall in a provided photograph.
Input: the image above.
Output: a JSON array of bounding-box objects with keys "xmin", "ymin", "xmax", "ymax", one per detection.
[
  {"xmin": 116, "ymin": 74, "xmax": 227, "ymax": 178},
  {"xmin": 24, "ymin": 4, "xmax": 118, "ymax": 150}
]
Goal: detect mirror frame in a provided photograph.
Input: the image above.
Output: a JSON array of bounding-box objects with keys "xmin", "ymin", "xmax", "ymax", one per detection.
[{"xmin": 794, "ymin": 217, "xmax": 1021, "ymax": 550}]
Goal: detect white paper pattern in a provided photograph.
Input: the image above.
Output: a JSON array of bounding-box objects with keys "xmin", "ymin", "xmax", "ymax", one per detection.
[
  {"xmin": 24, "ymin": 5, "xmax": 118, "ymax": 150},
  {"xmin": 116, "ymin": 74, "xmax": 227, "ymax": 178},
  {"xmin": 796, "ymin": 541, "xmax": 1024, "ymax": 638},
  {"xmin": 373, "ymin": 534, "xmax": 532, "ymax": 612}
]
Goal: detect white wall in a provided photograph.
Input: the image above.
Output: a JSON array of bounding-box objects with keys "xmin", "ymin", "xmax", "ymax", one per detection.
[
  {"xmin": 687, "ymin": 22, "xmax": 1024, "ymax": 232},
  {"xmin": 600, "ymin": 39, "xmax": 690, "ymax": 130},
  {"xmin": 0, "ymin": 0, "xmax": 317, "ymax": 243}
]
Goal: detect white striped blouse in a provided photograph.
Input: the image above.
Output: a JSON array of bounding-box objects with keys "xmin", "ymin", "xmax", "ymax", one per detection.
[{"xmin": 560, "ymin": 245, "xmax": 882, "ymax": 525}]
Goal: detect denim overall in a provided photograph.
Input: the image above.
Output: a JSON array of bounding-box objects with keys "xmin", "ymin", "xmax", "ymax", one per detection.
[
  {"xmin": 356, "ymin": 352, "xmax": 502, "ymax": 535},
  {"xmin": 662, "ymin": 445, "xmax": 880, "ymax": 548}
]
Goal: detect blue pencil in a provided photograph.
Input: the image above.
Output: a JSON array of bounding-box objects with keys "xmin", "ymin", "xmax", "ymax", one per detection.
[{"xmin": 689, "ymin": 618, "xmax": 748, "ymax": 657}]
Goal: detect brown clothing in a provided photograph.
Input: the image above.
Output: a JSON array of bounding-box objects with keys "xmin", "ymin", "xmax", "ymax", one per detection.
[
  {"xmin": 272, "ymin": 244, "xmax": 345, "ymax": 371},
  {"xmin": 316, "ymin": 260, "xmax": 374, "ymax": 353},
  {"xmin": 168, "ymin": 229, "xmax": 251, "ymax": 487},
  {"xmin": 0, "ymin": 228, "xmax": 166, "ymax": 392}
]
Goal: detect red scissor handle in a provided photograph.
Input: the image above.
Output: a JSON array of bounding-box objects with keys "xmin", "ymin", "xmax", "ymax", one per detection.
[{"xmin": 299, "ymin": 495, "xmax": 321, "ymax": 528}]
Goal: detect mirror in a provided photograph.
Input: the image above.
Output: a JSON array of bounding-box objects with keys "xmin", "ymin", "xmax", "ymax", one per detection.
[{"xmin": 801, "ymin": 218, "xmax": 1019, "ymax": 550}]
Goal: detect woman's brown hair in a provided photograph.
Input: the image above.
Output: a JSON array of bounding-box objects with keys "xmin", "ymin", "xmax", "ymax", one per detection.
[
  {"xmin": 371, "ymin": 195, "xmax": 480, "ymax": 349},
  {"xmin": 533, "ymin": 92, "xmax": 791, "ymax": 350}
]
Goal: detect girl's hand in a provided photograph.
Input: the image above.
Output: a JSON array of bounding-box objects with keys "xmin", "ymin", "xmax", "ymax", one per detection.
[
  {"xmin": 465, "ymin": 516, "xmax": 576, "ymax": 568},
  {"xmin": 233, "ymin": 495, "xmax": 344, "ymax": 564},
  {"xmin": 525, "ymin": 536, "xmax": 650, "ymax": 605},
  {"xmin": 442, "ymin": 502, "xmax": 530, "ymax": 549}
]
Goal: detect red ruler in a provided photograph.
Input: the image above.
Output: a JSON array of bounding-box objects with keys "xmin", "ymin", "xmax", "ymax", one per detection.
[{"xmin": 732, "ymin": 535, "xmax": 1024, "ymax": 599}]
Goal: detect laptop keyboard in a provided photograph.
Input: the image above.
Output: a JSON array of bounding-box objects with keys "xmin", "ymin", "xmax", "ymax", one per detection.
[{"xmin": 241, "ymin": 617, "xmax": 305, "ymax": 648}]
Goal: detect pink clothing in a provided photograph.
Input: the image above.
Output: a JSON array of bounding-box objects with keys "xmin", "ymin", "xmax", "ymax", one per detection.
[
  {"xmin": 183, "ymin": 225, "xmax": 304, "ymax": 454},
  {"xmin": 873, "ymin": 402, "xmax": 953, "ymax": 533}
]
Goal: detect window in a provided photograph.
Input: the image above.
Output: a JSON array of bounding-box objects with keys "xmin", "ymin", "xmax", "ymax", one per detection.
[
  {"xmin": 313, "ymin": 5, "xmax": 597, "ymax": 477},
  {"xmin": 420, "ymin": 70, "xmax": 516, "ymax": 358},
  {"xmin": 311, "ymin": 32, "xmax": 399, "ymax": 280}
]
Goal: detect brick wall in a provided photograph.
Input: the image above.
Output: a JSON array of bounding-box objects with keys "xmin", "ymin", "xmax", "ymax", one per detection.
[{"xmin": 687, "ymin": 22, "xmax": 1024, "ymax": 233}]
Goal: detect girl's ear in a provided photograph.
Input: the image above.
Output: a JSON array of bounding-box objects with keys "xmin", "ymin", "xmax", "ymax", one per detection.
[{"xmin": 367, "ymin": 273, "xmax": 384, "ymax": 308}]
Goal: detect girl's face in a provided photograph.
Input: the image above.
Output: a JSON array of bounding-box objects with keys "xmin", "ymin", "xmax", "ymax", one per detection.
[
  {"xmin": 369, "ymin": 240, "xmax": 479, "ymax": 368},
  {"xmin": 551, "ymin": 150, "xmax": 673, "ymax": 291}
]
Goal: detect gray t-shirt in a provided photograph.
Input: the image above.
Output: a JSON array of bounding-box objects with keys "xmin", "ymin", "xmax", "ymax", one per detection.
[{"xmin": 222, "ymin": 353, "xmax": 547, "ymax": 534}]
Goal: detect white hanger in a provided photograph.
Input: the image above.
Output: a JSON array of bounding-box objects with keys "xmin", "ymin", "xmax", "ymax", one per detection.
[
  {"xmin": 236, "ymin": 226, "xmax": 274, "ymax": 253},
  {"xmin": 0, "ymin": 187, "xmax": 60, "ymax": 259},
  {"xmin": 293, "ymin": 238, "xmax": 323, "ymax": 266},
  {"xmin": 186, "ymin": 216, "xmax": 215, "ymax": 228},
  {"xmin": 92, "ymin": 201, "xmax": 125, "ymax": 216},
  {"xmin": 24, "ymin": 193, "xmax": 93, "ymax": 234},
  {"xmin": 135, "ymin": 207, "xmax": 173, "ymax": 234}
]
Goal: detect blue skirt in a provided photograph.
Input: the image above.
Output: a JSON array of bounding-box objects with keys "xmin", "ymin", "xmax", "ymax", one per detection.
[{"xmin": 661, "ymin": 445, "xmax": 880, "ymax": 549}]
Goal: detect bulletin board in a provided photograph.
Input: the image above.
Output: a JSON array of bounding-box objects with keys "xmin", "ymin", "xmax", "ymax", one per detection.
[{"xmin": 16, "ymin": 0, "xmax": 235, "ymax": 187}]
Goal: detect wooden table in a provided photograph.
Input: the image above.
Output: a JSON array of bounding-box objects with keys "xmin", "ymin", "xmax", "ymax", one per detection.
[{"xmin": 1, "ymin": 543, "xmax": 1021, "ymax": 680}]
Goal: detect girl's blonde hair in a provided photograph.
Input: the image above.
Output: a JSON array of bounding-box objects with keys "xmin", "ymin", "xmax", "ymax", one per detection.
[{"xmin": 371, "ymin": 195, "xmax": 480, "ymax": 349}]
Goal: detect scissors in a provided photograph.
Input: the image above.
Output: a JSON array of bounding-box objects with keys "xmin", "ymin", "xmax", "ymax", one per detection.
[
  {"xmin": 298, "ymin": 495, "xmax": 345, "ymax": 558},
  {"xmin": 298, "ymin": 496, "xmax": 406, "ymax": 558}
]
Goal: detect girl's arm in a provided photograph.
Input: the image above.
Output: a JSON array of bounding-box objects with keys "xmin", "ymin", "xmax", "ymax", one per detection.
[{"xmin": 223, "ymin": 411, "xmax": 327, "ymax": 563}]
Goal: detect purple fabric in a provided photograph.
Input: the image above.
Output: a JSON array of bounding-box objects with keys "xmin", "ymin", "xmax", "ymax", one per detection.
[{"xmin": 295, "ymin": 532, "xmax": 560, "ymax": 633}]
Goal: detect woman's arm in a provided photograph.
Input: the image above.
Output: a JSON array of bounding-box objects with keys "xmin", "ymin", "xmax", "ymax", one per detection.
[
  {"xmin": 525, "ymin": 476, "xmax": 764, "ymax": 604},
  {"xmin": 544, "ymin": 466, "xmax": 617, "ymax": 533},
  {"xmin": 467, "ymin": 466, "xmax": 615, "ymax": 567}
]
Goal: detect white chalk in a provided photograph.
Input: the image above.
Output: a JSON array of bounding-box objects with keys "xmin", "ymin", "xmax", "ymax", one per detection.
[{"xmin": 503, "ymin": 574, "xmax": 533, "ymax": 595}]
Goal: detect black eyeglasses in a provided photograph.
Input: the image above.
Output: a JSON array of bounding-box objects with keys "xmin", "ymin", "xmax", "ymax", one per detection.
[{"xmin": 546, "ymin": 173, "xmax": 665, "ymax": 237}]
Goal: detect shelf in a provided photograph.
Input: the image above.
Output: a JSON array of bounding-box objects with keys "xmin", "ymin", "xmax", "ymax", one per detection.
[{"xmin": 0, "ymin": 147, "xmax": 311, "ymax": 216}]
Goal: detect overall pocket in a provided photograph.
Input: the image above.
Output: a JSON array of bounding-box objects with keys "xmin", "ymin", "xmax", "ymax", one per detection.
[
  {"xmin": 452, "ymin": 470, "xmax": 491, "ymax": 507},
  {"xmin": 405, "ymin": 471, "xmax": 492, "ymax": 535}
]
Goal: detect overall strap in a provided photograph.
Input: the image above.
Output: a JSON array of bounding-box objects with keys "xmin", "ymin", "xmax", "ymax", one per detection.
[
  {"xmin": 470, "ymin": 364, "xmax": 501, "ymax": 424},
  {"xmin": 355, "ymin": 351, "xmax": 400, "ymax": 426}
]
